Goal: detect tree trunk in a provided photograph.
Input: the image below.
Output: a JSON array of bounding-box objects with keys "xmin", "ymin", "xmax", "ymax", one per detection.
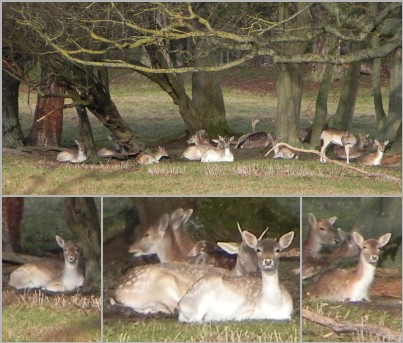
[
  {"xmin": 76, "ymin": 105, "xmax": 97, "ymax": 161},
  {"xmin": 2, "ymin": 197, "xmax": 24, "ymax": 253},
  {"xmin": 2, "ymin": 70, "xmax": 24, "ymax": 147},
  {"xmin": 383, "ymin": 48, "xmax": 402, "ymax": 143},
  {"xmin": 330, "ymin": 44, "xmax": 361, "ymax": 129},
  {"xmin": 25, "ymin": 73, "xmax": 64, "ymax": 146},
  {"xmin": 276, "ymin": 64, "xmax": 301, "ymax": 144},
  {"xmin": 310, "ymin": 36, "xmax": 337, "ymax": 146},
  {"xmin": 64, "ymin": 197, "xmax": 101, "ymax": 292}
]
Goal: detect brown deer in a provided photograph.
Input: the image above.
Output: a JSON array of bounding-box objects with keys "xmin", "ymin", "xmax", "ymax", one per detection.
[
  {"xmin": 97, "ymin": 135, "xmax": 127, "ymax": 157},
  {"xmin": 310, "ymin": 232, "xmax": 391, "ymax": 302},
  {"xmin": 358, "ymin": 140, "xmax": 389, "ymax": 166},
  {"xmin": 320, "ymin": 128, "xmax": 357, "ymax": 164},
  {"xmin": 9, "ymin": 236, "xmax": 84, "ymax": 292},
  {"xmin": 137, "ymin": 146, "xmax": 169, "ymax": 165},
  {"xmin": 333, "ymin": 133, "xmax": 374, "ymax": 160},
  {"xmin": 56, "ymin": 140, "xmax": 87, "ymax": 163},
  {"xmin": 235, "ymin": 118, "xmax": 273, "ymax": 149}
]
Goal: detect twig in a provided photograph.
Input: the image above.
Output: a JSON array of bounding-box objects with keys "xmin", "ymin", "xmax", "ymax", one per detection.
[
  {"xmin": 302, "ymin": 308, "xmax": 402, "ymax": 342},
  {"xmin": 36, "ymin": 103, "xmax": 77, "ymax": 122},
  {"xmin": 266, "ymin": 142, "xmax": 401, "ymax": 183}
]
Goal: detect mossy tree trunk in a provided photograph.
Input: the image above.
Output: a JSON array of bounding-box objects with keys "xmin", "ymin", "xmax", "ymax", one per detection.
[
  {"xmin": 2, "ymin": 70, "xmax": 24, "ymax": 147},
  {"xmin": 64, "ymin": 197, "xmax": 101, "ymax": 292},
  {"xmin": 76, "ymin": 105, "xmax": 97, "ymax": 162},
  {"xmin": 2, "ymin": 197, "xmax": 24, "ymax": 253}
]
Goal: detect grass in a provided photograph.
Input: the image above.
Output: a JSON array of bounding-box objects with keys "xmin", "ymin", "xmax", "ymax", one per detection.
[
  {"xmin": 2, "ymin": 156, "xmax": 401, "ymax": 195},
  {"xmin": 2, "ymin": 290, "xmax": 101, "ymax": 342},
  {"xmin": 3, "ymin": 67, "xmax": 400, "ymax": 195},
  {"xmin": 103, "ymin": 317, "xmax": 300, "ymax": 342}
]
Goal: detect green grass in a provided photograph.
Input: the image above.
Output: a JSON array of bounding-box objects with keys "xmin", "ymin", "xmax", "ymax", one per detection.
[
  {"xmin": 4, "ymin": 68, "xmax": 399, "ymax": 195},
  {"xmin": 2, "ymin": 157, "xmax": 401, "ymax": 195},
  {"xmin": 2, "ymin": 291, "xmax": 101, "ymax": 342},
  {"xmin": 104, "ymin": 317, "xmax": 300, "ymax": 342}
]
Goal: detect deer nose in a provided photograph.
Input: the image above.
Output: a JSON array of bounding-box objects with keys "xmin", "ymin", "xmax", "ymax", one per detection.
[
  {"xmin": 262, "ymin": 258, "xmax": 274, "ymax": 266},
  {"xmin": 334, "ymin": 238, "xmax": 340, "ymax": 244},
  {"xmin": 67, "ymin": 256, "xmax": 75, "ymax": 262},
  {"xmin": 370, "ymin": 255, "xmax": 378, "ymax": 263}
]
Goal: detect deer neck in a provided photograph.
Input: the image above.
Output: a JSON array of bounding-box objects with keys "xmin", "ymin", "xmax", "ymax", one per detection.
[
  {"xmin": 62, "ymin": 260, "xmax": 82, "ymax": 289},
  {"xmin": 355, "ymin": 253, "xmax": 376, "ymax": 289},
  {"xmin": 303, "ymin": 229, "xmax": 321, "ymax": 252},
  {"xmin": 158, "ymin": 233, "xmax": 180, "ymax": 262},
  {"xmin": 77, "ymin": 149, "xmax": 86, "ymax": 161},
  {"xmin": 261, "ymin": 269, "xmax": 282, "ymax": 302},
  {"xmin": 373, "ymin": 149, "xmax": 384, "ymax": 165},
  {"xmin": 174, "ymin": 229, "xmax": 194, "ymax": 256}
]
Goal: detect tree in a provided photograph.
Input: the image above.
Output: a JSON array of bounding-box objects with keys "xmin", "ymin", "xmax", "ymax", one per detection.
[{"xmin": 2, "ymin": 197, "xmax": 24, "ymax": 253}]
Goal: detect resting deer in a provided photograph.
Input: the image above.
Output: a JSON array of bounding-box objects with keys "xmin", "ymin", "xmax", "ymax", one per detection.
[
  {"xmin": 333, "ymin": 133, "xmax": 374, "ymax": 160},
  {"xmin": 137, "ymin": 146, "xmax": 169, "ymax": 165},
  {"xmin": 187, "ymin": 130, "xmax": 211, "ymax": 146},
  {"xmin": 270, "ymin": 137, "xmax": 299, "ymax": 159},
  {"xmin": 358, "ymin": 140, "xmax": 389, "ymax": 166},
  {"xmin": 201, "ymin": 136, "xmax": 234, "ymax": 162},
  {"xmin": 178, "ymin": 231, "xmax": 295, "ymax": 322},
  {"xmin": 235, "ymin": 118, "xmax": 273, "ymax": 149},
  {"xmin": 97, "ymin": 135, "xmax": 126, "ymax": 157},
  {"xmin": 56, "ymin": 140, "xmax": 87, "ymax": 163},
  {"xmin": 310, "ymin": 232, "xmax": 391, "ymax": 302},
  {"xmin": 9, "ymin": 236, "xmax": 84, "ymax": 292},
  {"xmin": 320, "ymin": 128, "xmax": 357, "ymax": 164},
  {"xmin": 302, "ymin": 213, "xmax": 340, "ymax": 279},
  {"xmin": 183, "ymin": 133, "xmax": 224, "ymax": 161},
  {"xmin": 113, "ymin": 227, "xmax": 270, "ymax": 314}
]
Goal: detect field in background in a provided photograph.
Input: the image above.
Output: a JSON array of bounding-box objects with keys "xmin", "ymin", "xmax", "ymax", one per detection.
[{"xmin": 3, "ymin": 67, "xmax": 401, "ymax": 195}]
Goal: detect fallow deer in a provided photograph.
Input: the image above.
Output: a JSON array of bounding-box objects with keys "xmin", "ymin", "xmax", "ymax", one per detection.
[
  {"xmin": 201, "ymin": 136, "xmax": 234, "ymax": 162},
  {"xmin": 320, "ymin": 128, "xmax": 357, "ymax": 164},
  {"xmin": 333, "ymin": 133, "xmax": 374, "ymax": 160},
  {"xmin": 235, "ymin": 118, "xmax": 273, "ymax": 149},
  {"xmin": 137, "ymin": 146, "xmax": 169, "ymax": 165},
  {"xmin": 310, "ymin": 232, "xmax": 391, "ymax": 302},
  {"xmin": 358, "ymin": 140, "xmax": 389, "ymax": 166},
  {"xmin": 9, "ymin": 236, "xmax": 84, "ymax": 292},
  {"xmin": 56, "ymin": 140, "xmax": 87, "ymax": 163},
  {"xmin": 270, "ymin": 138, "xmax": 299, "ymax": 159},
  {"xmin": 97, "ymin": 135, "xmax": 126, "ymax": 157}
]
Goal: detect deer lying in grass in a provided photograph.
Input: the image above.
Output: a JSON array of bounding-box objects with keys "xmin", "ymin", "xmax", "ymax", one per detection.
[
  {"xmin": 310, "ymin": 232, "xmax": 391, "ymax": 302},
  {"xmin": 201, "ymin": 136, "xmax": 234, "ymax": 162},
  {"xmin": 137, "ymin": 146, "xmax": 169, "ymax": 165},
  {"xmin": 9, "ymin": 236, "xmax": 84, "ymax": 292},
  {"xmin": 97, "ymin": 135, "xmax": 126, "ymax": 157},
  {"xmin": 302, "ymin": 213, "xmax": 340, "ymax": 279},
  {"xmin": 56, "ymin": 140, "xmax": 87, "ymax": 163},
  {"xmin": 235, "ymin": 118, "xmax": 273, "ymax": 149},
  {"xmin": 114, "ymin": 227, "xmax": 268, "ymax": 314},
  {"xmin": 358, "ymin": 140, "xmax": 389, "ymax": 166},
  {"xmin": 333, "ymin": 133, "xmax": 374, "ymax": 160},
  {"xmin": 320, "ymin": 128, "xmax": 356, "ymax": 164},
  {"xmin": 178, "ymin": 231, "xmax": 295, "ymax": 322},
  {"xmin": 269, "ymin": 138, "xmax": 299, "ymax": 159},
  {"xmin": 183, "ymin": 131, "xmax": 225, "ymax": 161}
]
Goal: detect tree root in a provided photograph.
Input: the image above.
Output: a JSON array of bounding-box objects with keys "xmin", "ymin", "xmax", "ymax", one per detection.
[
  {"xmin": 302, "ymin": 308, "xmax": 402, "ymax": 342},
  {"xmin": 266, "ymin": 142, "xmax": 401, "ymax": 183}
]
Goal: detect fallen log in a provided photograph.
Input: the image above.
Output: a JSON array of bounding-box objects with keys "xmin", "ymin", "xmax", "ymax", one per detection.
[{"xmin": 302, "ymin": 308, "xmax": 402, "ymax": 342}]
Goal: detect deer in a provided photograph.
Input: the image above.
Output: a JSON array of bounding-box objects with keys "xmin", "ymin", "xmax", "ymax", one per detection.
[
  {"xmin": 320, "ymin": 128, "xmax": 357, "ymax": 164},
  {"xmin": 113, "ymin": 227, "xmax": 271, "ymax": 314},
  {"xmin": 333, "ymin": 133, "xmax": 374, "ymax": 160},
  {"xmin": 358, "ymin": 140, "xmax": 389, "ymax": 166},
  {"xmin": 309, "ymin": 232, "xmax": 391, "ymax": 302},
  {"xmin": 97, "ymin": 135, "xmax": 127, "ymax": 157},
  {"xmin": 137, "ymin": 146, "xmax": 169, "ymax": 165},
  {"xmin": 299, "ymin": 121, "xmax": 312, "ymax": 143},
  {"xmin": 56, "ymin": 140, "xmax": 87, "ymax": 163},
  {"xmin": 268, "ymin": 137, "xmax": 299, "ymax": 159},
  {"xmin": 183, "ymin": 136, "xmax": 224, "ymax": 161},
  {"xmin": 201, "ymin": 136, "xmax": 234, "ymax": 162},
  {"xmin": 235, "ymin": 118, "xmax": 273, "ymax": 149},
  {"xmin": 178, "ymin": 231, "xmax": 295, "ymax": 322},
  {"xmin": 186, "ymin": 130, "xmax": 211, "ymax": 146},
  {"xmin": 8, "ymin": 236, "xmax": 84, "ymax": 292},
  {"xmin": 302, "ymin": 213, "xmax": 340, "ymax": 279}
]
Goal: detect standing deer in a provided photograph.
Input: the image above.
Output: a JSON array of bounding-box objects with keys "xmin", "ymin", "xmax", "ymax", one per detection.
[
  {"xmin": 358, "ymin": 140, "xmax": 389, "ymax": 166},
  {"xmin": 201, "ymin": 136, "xmax": 234, "ymax": 162},
  {"xmin": 310, "ymin": 232, "xmax": 391, "ymax": 302},
  {"xmin": 9, "ymin": 236, "xmax": 84, "ymax": 292},
  {"xmin": 333, "ymin": 133, "xmax": 374, "ymax": 160},
  {"xmin": 137, "ymin": 146, "xmax": 169, "ymax": 165},
  {"xmin": 235, "ymin": 118, "xmax": 273, "ymax": 149},
  {"xmin": 56, "ymin": 140, "xmax": 87, "ymax": 163},
  {"xmin": 320, "ymin": 128, "xmax": 357, "ymax": 164},
  {"xmin": 178, "ymin": 231, "xmax": 295, "ymax": 322}
]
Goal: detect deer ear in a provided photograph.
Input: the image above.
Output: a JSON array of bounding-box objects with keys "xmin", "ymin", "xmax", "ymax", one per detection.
[
  {"xmin": 308, "ymin": 213, "xmax": 317, "ymax": 227},
  {"xmin": 182, "ymin": 209, "xmax": 193, "ymax": 223},
  {"xmin": 74, "ymin": 140, "xmax": 80, "ymax": 145},
  {"xmin": 242, "ymin": 231, "xmax": 258, "ymax": 249},
  {"xmin": 352, "ymin": 232, "xmax": 364, "ymax": 248},
  {"xmin": 217, "ymin": 242, "xmax": 240, "ymax": 255},
  {"xmin": 378, "ymin": 233, "xmax": 391, "ymax": 247},
  {"xmin": 384, "ymin": 140, "xmax": 389, "ymax": 146},
  {"xmin": 55, "ymin": 235, "xmax": 65, "ymax": 248},
  {"xmin": 279, "ymin": 231, "xmax": 294, "ymax": 250},
  {"xmin": 229, "ymin": 136, "xmax": 234, "ymax": 142},
  {"xmin": 158, "ymin": 213, "xmax": 170, "ymax": 233},
  {"xmin": 375, "ymin": 140, "xmax": 380, "ymax": 146},
  {"xmin": 337, "ymin": 228, "xmax": 347, "ymax": 241}
]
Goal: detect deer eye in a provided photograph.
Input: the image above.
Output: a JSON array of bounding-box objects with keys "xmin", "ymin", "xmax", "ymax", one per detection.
[
  {"xmin": 275, "ymin": 248, "xmax": 280, "ymax": 253},
  {"xmin": 319, "ymin": 227, "xmax": 325, "ymax": 231},
  {"xmin": 144, "ymin": 233, "xmax": 150, "ymax": 238},
  {"xmin": 256, "ymin": 247, "xmax": 262, "ymax": 253},
  {"xmin": 64, "ymin": 248, "xmax": 68, "ymax": 252},
  {"xmin": 363, "ymin": 245, "xmax": 368, "ymax": 250}
]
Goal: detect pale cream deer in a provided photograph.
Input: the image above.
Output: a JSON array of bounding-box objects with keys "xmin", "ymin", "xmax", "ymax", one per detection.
[
  {"xmin": 358, "ymin": 140, "xmax": 389, "ymax": 166},
  {"xmin": 269, "ymin": 138, "xmax": 299, "ymax": 159},
  {"xmin": 9, "ymin": 236, "xmax": 84, "ymax": 292},
  {"xmin": 201, "ymin": 136, "xmax": 234, "ymax": 162},
  {"xmin": 56, "ymin": 140, "xmax": 87, "ymax": 163},
  {"xmin": 310, "ymin": 232, "xmax": 391, "ymax": 302},
  {"xmin": 320, "ymin": 128, "xmax": 357, "ymax": 164},
  {"xmin": 187, "ymin": 130, "xmax": 211, "ymax": 146},
  {"xmin": 137, "ymin": 146, "xmax": 169, "ymax": 165},
  {"xmin": 178, "ymin": 231, "xmax": 295, "ymax": 322},
  {"xmin": 113, "ymin": 228, "xmax": 266, "ymax": 314}
]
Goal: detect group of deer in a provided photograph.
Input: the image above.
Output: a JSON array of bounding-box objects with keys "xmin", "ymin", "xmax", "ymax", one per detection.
[
  {"xmin": 302, "ymin": 213, "xmax": 391, "ymax": 302},
  {"xmin": 56, "ymin": 135, "xmax": 169, "ymax": 165},
  {"xmin": 113, "ymin": 208, "xmax": 295, "ymax": 322}
]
